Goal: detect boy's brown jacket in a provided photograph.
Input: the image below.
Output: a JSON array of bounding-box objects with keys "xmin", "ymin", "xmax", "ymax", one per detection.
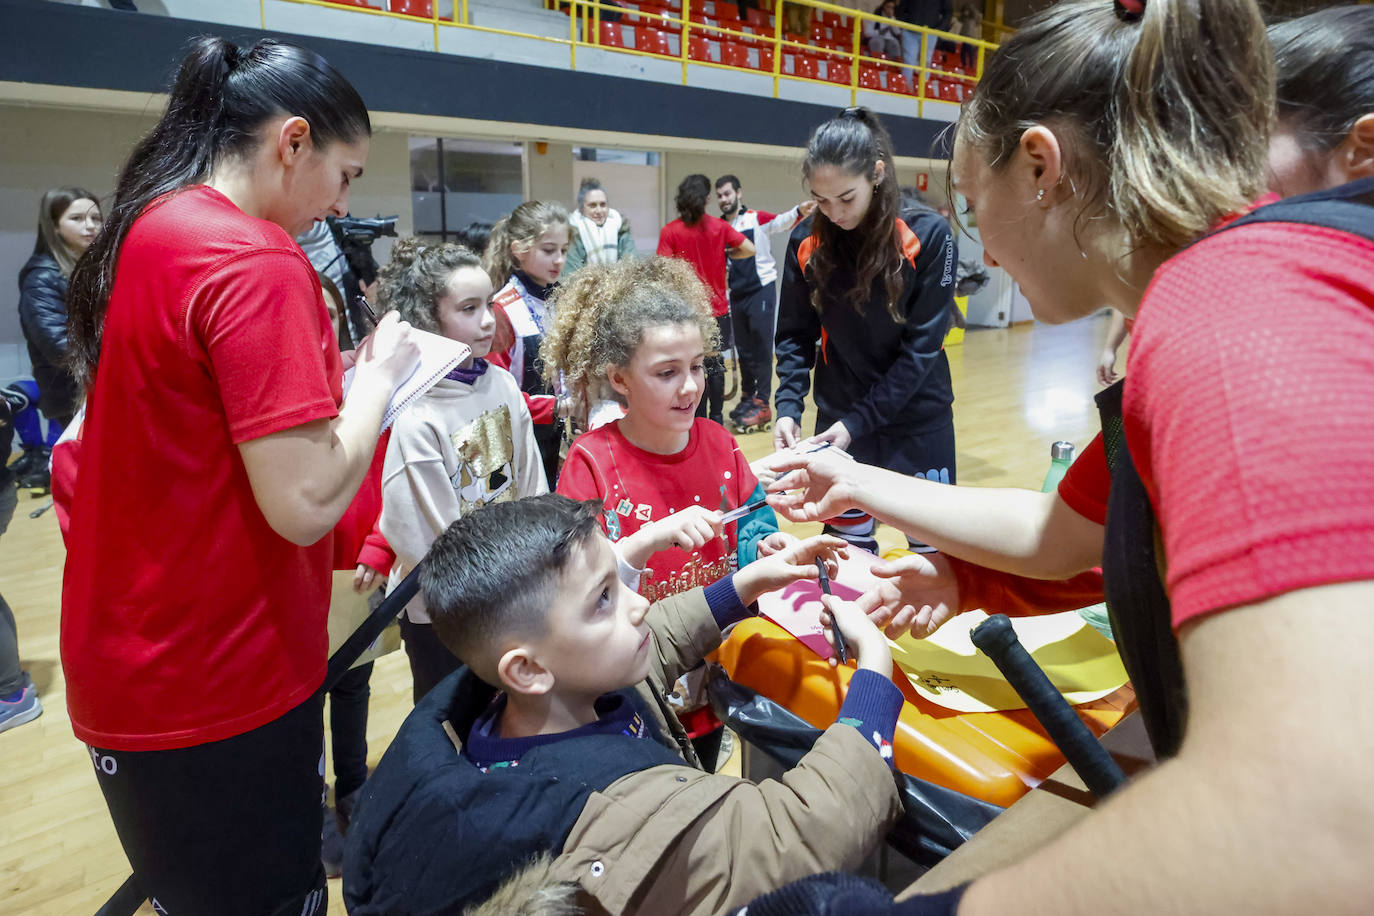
[{"xmin": 534, "ymin": 587, "xmax": 904, "ymax": 915}]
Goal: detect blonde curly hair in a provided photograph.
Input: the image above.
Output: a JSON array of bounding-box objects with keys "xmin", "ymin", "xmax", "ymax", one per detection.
[
  {"xmin": 374, "ymin": 236, "xmax": 484, "ymax": 333},
  {"xmin": 541, "ymin": 256, "xmax": 720, "ymax": 412}
]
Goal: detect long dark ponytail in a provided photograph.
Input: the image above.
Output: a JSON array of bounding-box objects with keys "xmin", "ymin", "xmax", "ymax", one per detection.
[
  {"xmin": 802, "ymin": 107, "xmax": 904, "ymax": 321},
  {"xmin": 67, "ymin": 36, "xmax": 371, "ymax": 391},
  {"xmin": 674, "ymin": 174, "xmax": 711, "ymax": 225}
]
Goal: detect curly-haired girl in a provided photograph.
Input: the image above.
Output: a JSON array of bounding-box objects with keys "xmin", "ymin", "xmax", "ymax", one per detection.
[
  {"xmin": 546, "ymin": 256, "xmax": 790, "ymax": 601},
  {"xmin": 377, "ymin": 237, "xmax": 548, "ymax": 702}
]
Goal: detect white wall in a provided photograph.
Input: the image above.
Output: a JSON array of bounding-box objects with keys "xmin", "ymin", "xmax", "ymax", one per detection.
[{"xmin": 0, "ymin": 105, "xmax": 413, "ymax": 381}]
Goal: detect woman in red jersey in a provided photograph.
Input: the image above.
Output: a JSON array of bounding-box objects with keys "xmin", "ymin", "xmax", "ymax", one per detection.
[{"xmin": 62, "ymin": 36, "xmax": 418, "ymax": 915}]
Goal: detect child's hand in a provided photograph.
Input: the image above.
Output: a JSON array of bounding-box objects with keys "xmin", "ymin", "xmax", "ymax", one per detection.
[
  {"xmin": 755, "ymin": 531, "xmax": 800, "ymax": 557},
  {"xmin": 649, "ymin": 505, "xmax": 724, "ymax": 553},
  {"xmin": 734, "ymin": 534, "xmax": 848, "ymax": 605},
  {"xmin": 353, "ymin": 563, "xmax": 382, "ymax": 594},
  {"xmin": 820, "ymin": 594, "xmax": 893, "ymax": 679},
  {"xmin": 612, "ymin": 506, "xmax": 724, "ymax": 572}
]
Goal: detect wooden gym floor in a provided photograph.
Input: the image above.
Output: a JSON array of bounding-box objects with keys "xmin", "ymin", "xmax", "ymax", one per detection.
[{"xmin": 0, "ymin": 314, "xmax": 1117, "ymax": 914}]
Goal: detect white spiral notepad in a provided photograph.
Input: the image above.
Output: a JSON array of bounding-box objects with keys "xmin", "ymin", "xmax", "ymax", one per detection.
[{"xmin": 342, "ymin": 330, "xmax": 472, "ymax": 431}]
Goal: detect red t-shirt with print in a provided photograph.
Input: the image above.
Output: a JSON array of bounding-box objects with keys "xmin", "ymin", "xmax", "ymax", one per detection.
[
  {"xmin": 62, "ymin": 186, "xmax": 344, "ymax": 751},
  {"xmin": 657, "ymin": 215, "xmax": 748, "ymax": 317},
  {"xmin": 557, "ymin": 418, "xmax": 758, "ymax": 600}
]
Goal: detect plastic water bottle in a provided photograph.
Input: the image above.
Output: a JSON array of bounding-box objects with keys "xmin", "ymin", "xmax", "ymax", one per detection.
[{"xmin": 1041, "ymin": 441, "xmax": 1075, "ymax": 493}]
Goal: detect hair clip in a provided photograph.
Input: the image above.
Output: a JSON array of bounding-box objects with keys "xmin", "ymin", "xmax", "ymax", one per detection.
[
  {"xmin": 1114, "ymin": 0, "xmax": 1145, "ymax": 21},
  {"xmin": 841, "ymin": 107, "xmax": 865, "ymax": 120}
]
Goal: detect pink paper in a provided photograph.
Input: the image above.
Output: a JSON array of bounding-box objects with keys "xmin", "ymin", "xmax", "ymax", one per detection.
[{"xmin": 756, "ymin": 552, "xmax": 884, "ymax": 660}]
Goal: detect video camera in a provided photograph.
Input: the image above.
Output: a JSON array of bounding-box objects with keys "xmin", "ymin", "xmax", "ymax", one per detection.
[{"xmin": 332, "ymin": 214, "xmax": 399, "ymax": 247}]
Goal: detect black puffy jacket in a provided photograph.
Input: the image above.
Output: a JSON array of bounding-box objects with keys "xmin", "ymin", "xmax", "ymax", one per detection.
[{"xmin": 17, "ymin": 253, "xmax": 79, "ymax": 420}]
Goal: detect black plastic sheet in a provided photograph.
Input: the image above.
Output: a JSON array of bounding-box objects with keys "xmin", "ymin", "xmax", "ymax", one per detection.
[{"xmin": 707, "ymin": 669, "xmax": 1003, "ymax": 869}]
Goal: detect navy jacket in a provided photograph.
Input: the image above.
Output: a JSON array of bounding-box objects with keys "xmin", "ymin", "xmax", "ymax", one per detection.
[
  {"xmin": 342, "ymin": 666, "xmax": 685, "ymax": 915},
  {"xmin": 18, "ymin": 253, "xmax": 79, "ymax": 419}
]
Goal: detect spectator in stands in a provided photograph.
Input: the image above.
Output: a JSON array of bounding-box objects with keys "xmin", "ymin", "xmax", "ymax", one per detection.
[
  {"xmin": 566, "ymin": 177, "xmax": 636, "ymax": 274},
  {"xmin": 60, "ymin": 36, "xmax": 418, "ymax": 916},
  {"xmin": 656, "ymin": 174, "xmax": 755, "ymax": 425},
  {"xmin": 952, "ymin": 2, "xmax": 983, "ymax": 70},
  {"xmin": 865, "ymin": 0, "xmax": 904, "ymax": 59},
  {"xmin": 897, "ymin": 0, "xmax": 952, "ymax": 70}
]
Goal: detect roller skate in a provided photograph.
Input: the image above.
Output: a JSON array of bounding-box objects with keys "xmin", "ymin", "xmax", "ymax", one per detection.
[{"xmin": 730, "ymin": 398, "xmax": 772, "ymax": 434}]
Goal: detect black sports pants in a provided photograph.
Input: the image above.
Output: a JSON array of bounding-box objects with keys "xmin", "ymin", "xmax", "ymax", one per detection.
[
  {"xmin": 89, "ymin": 693, "xmax": 327, "ymax": 916},
  {"xmin": 731, "ymin": 281, "xmax": 776, "ymax": 405}
]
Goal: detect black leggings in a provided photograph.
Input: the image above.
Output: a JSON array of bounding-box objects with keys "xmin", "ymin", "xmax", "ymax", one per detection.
[
  {"xmin": 731, "ymin": 282, "xmax": 776, "ymax": 405},
  {"xmin": 328, "ymin": 661, "xmax": 373, "ymax": 800},
  {"xmin": 89, "ymin": 693, "xmax": 327, "ymax": 916}
]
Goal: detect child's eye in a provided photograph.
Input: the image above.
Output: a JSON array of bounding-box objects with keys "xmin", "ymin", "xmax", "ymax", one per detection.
[
  {"xmin": 658, "ymin": 369, "xmax": 675, "ymax": 378},
  {"xmin": 690, "ymin": 363, "xmax": 704, "ymax": 373}
]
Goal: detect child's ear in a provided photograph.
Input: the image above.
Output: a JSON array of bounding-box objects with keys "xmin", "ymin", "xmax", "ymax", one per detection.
[
  {"xmin": 606, "ymin": 363, "xmax": 632, "ymax": 399},
  {"xmin": 496, "ymin": 645, "xmax": 554, "ymax": 697}
]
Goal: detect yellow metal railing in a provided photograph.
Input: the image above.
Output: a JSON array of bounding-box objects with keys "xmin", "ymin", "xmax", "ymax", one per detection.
[{"xmin": 267, "ymin": 0, "xmax": 996, "ymax": 116}]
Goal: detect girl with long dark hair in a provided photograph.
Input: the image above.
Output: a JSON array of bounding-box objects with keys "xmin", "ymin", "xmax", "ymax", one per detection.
[
  {"xmin": 61, "ymin": 36, "xmax": 418, "ymax": 914},
  {"xmin": 774, "ymin": 107, "xmax": 958, "ymax": 555},
  {"xmin": 13, "ymin": 187, "xmax": 101, "ymax": 488}
]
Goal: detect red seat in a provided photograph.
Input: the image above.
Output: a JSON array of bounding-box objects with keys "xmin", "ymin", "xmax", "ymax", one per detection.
[
  {"xmin": 790, "ymin": 54, "xmax": 818, "ymax": 80},
  {"xmin": 722, "ymin": 41, "xmax": 749, "ymax": 68},
  {"xmin": 389, "ymin": 0, "xmax": 431, "ymax": 15},
  {"xmin": 688, "ymin": 33, "xmax": 714, "ymax": 60},
  {"xmin": 755, "ymin": 45, "xmax": 774, "ymax": 71},
  {"xmin": 598, "ymin": 20, "xmax": 626, "ymax": 47},
  {"xmin": 826, "ymin": 61, "xmax": 850, "ymax": 85},
  {"xmin": 745, "ymin": 7, "xmax": 768, "ymax": 27},
  {"xmin": 326, "ymin": 0, "xmax": 375, "ymax": 8},
  {"xmin": 887, "ymin": 73, "xmax": 911, "ymax": 95},
  {"xmin": 858, "ymin": 65, "xmax": 881, "ymax": 90},
  {"xmin": 925, "ymin": 77, "xmax": 943, "ymax": 99},
  {"xmin": 635, "ymin": 26, "xmax": 673, "ymax": 55},
  {"xmin": 714, "ymin": 1, "xmax": 739, "ymax": 19}
]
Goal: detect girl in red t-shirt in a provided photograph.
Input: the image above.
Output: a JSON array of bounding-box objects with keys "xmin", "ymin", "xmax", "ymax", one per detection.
[{"xmin": 546, "ymin": 256, "xmax": 792, "ymax": 596}]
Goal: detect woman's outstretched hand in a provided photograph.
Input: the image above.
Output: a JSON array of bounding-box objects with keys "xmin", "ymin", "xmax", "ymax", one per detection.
[{"xmin": 765, "ymin": 447, "xmax": 865, "ymax": 524}]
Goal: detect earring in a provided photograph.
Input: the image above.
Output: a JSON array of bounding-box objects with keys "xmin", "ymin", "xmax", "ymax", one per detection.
[{"xmin": 1036, "ymin": 189, "xmax": 1046, "ymax": 202}]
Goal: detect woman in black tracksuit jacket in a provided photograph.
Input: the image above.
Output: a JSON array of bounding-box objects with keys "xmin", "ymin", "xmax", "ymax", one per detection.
[{"xmin": 774, "ymin": 108, "xmax": 957, "ymax": 553}]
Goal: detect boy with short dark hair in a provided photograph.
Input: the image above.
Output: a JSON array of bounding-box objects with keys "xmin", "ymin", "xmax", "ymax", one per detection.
[{"xmin": 344, "ymin": 494, "xmax": 905, "ymax": 916}]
